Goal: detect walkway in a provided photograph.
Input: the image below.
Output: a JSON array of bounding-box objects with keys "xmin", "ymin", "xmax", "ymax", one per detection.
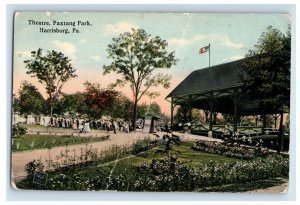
[{"xmin": 11, "ymin": 129, "xmax": 219, "ymax": 183}]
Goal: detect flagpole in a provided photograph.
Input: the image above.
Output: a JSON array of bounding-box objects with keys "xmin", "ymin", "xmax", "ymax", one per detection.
[{"xmin": 209, "ymin": 43, "xmax": 211, "ymax": 67}]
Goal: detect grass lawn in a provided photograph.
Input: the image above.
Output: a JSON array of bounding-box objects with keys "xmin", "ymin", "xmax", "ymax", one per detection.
[
  {"xmin": 16, "ymin": 141, "xmax": 287, "ymax": 192},
  {"xmin": 23, "ymin": 124, "xmax": 77, "ymax": 133},
  {"xmin": 197, "ymin": 177, "xmax": 287, "ymax": 192},
  {"xmin": 12, "ymin": 134, "xmax": 109, "ymax": 152},
  {"xmin": 129, "ymin": 141, "xmax": 244, "ymax": 168},
  {"xmin": 42, "ymin": 141, "xmax": 245, "ymax": 183}
]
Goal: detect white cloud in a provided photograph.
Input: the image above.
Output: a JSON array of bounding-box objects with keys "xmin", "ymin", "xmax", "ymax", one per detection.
[
  {"xmin": 52, "ymin": 40, "xmax": 77, "ymax": 60},
  {"xmin": 191, "ymin": 34, "xmax": 206, "ymax": 42},
  {"xmin": 220, "ymin": 55, "xmax": 245, "ymax": 64},
  {"xmin": 168, "ymin": 38, "xmax": 191, "ymax": 47},
  {"xmin": 15, "ymin": 51, "xmax": 32, "ymax": 58},
  {"xmin": 46, "ymin": 12, "xmax": 51, "ymax": 17},
  {"xmin": 90, "ymin": 55, "xmax": 100, "ymax": 61},
  {"xmin": 228, "ymin": 55, "xmax": 244, "ymax": 61},
  {"xmin": 167, "ymin": 33, "xmax": 243, "ymax": 49},
  {"xmin": 103, "ymin": 21, "xmax": 138, "ymax": 35},
  {"xmin": 79, "ymin": 39, "xmax": 87, "ymax": 43},
  {"xmin": 210, "ymin": 33, "xmax": 243, "ymax": 49}
]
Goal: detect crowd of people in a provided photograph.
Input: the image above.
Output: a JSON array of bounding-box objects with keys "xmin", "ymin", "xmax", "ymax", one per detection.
[{"xmin": 13, "ymin": 113, "xmax": 169, "ymax": 134}]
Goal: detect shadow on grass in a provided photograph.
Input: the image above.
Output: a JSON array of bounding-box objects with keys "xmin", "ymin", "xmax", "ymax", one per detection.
[{"xmin": 198, "ymin": 177, "xmax": 287, "ymax": 192}]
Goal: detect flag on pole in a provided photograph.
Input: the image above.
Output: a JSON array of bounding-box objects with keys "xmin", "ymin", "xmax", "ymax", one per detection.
[{"xmin": 199, "ymin": 45, "xmax": 210, "ymax": 54}]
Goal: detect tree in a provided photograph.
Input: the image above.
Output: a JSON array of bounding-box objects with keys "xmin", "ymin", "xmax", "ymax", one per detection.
[
  {"xmin": 83, "ymin": 81, "xmax": 117, "ymax": 120},
  {"xmin": 104, "ymin": 93, "xmax": 133, "ymax": 133},
  {"xmin": 156, "ymin": 133, "xmax": 181, "ymax": 161},
  {"xmin": 18, "ymin": 81, "xmax": 46, "ymax": 115},
  {"xmin": 12, "ymin": 95, "xmax": 20, "ymax": 113},
  {"xmin": 103, "ymin": 28, "xmax": 178, "ymax": 130},
  {"xmin": 53, "ymin": 92, "xmax": 85, "ymax": 117},
  {"xmin": 242, "ymin": 26, "xmax": 290, "ymax": 153},
  {"xmin": 24, "ymin": 49, "xmax": 77, "ymax": 116},
  {"xmin": 173, "ymin": 106, "xmax": 188, "ymax": 124},
  {"xmin": 137, "ymin": 103, "xmax": 148, "ymax": 119},
  {"xmin": 147, "ymin": 102, "xmax": 162, "ymax": 117}
]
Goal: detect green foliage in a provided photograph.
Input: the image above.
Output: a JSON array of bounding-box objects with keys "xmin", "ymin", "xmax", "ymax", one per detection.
[
  {"xmin": 12, "ymin": 134, "xmax": 109, "ymax": 151},
  {"xmin": 106, "ymin": 93, "xmax": 132, "ymax": 122},
  {"xmin": 137, "ymin": 103, "xmax": 148, "ymax": 118},
  {"xmin": 147, "ymin": 102, "xmax": 162, "ymax": 117},
  {"xmin": 83, "ymin": 81, "xmax": 118, "ymax": 119},
  {"xmin": 242, "ymin": 26, "xmax": 290, "ymax": 113},
  {"xmin": 135, "ymin": 158, "xmax": 194, "ymax": 191},
  {"xmin": 285, "ymin": 114, "xmax": 290, "ymax": 133},
  {"xmin": 13, "ymin": 96, "xmax": 21, "ymax": 113},
  {"xmin": 173, "ymin": 106, "xmax": 189, "ymax": 123},
  {"xmin": 17, "ymin": 140, "xmax": 288, "ymax": 191},
  {"xmin": 133, "ymin": 155, "xmax": 288, "ymax": 191},
  {"xmin": 25, "ymin": 159, "xmax": 45, "ymax": 176},
  {"xmin": 17, "ymin": 81, "xmax": 46, "ymax": 115},
  {"xmin": 12, "ymin": 123, "xmax": 27, "ymax": 138},
  {"xmin": 53, "ymin": 92, "xmax": 86, "ymax": 117},
  {"xmin": 131, "ymin": 138, "xmax": 152, "ymax": 155},
  {"xmin": 156, "ymin": 133, "xmax": 181, "ymax": 159},
  {"xmin": 24, "ymin": 159, "xmax": 45, "ymax": 184},
  {"xmin": 192, "ymin": 140, "xmax": 269, "ymax": 160},
  {"xmin": 103, "ymin": 28, "xmax": 178, "ymax": 130},
  {"xmin": 173, "ymin": 106, "xmax": 205, "ymax": 124},
  {"xmin": 24, "ymin": 48, "xmax": 77, "ymax": 116}
]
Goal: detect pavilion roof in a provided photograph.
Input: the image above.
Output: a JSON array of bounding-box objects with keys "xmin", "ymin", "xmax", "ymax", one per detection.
[{"xmin": 167, "ymin": 58, "xmax": 246, "ymax": 98}]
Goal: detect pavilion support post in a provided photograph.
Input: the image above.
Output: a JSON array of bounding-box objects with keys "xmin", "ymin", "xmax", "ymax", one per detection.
[
  {"xmin": 232, "ymin": 88, "xmax": 240, "ymax": 134},
  {"xmin": 277, "ymin": 111, "xmax": 284, "ymax": 154},
  {"xmin": 208, "ymin": 91, "xmax": 214, "ymax": 137},
  {"xmin": 262, "ymin": 114, "xmax": 267, "ymax": 135},
  {"xmin": 188, "ymin": 95, "xmax": 192, "ymax": 123},
  {"xmin": 209, "ymin": 106, "xmax": 213, "ymax": 130},
  {"xmin": 233, "ymin": 103, "xmax": 238, "ymax": 133},
  {"xmin": 170, "ymin": 98, "xmax": 174, "ymax": 128}
]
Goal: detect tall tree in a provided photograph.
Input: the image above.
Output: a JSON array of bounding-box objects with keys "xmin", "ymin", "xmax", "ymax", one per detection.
[
  {"xmin": 83, "ymin": 81, "xmax": 117, "ymax": 120},
  {"xmin": 147, "ymin": 102, "xmax": 162, "ymax": 117},
  {"xmin": 103, "ymin": 28, "xmax": 178, "ymax": 130},
  {"xmin": 12, "ymin": 94, "xmax": 20, "ymax": 113},
  {"xmin": 137, "ymin": 103, "xmax": 148, "ymax": 119},
  {"xmin": 242, "ymin": 26, "xmax": 290, "ymax": 153},
  {"xmin": 105, "ymin": 93, "xmax": 131, "ymax": 120},
  {"xmin": 53, "ymin": 92, "xmax": 85, "ymax": 117},
  {"xmin": 17, "ymin": 81, "xmax": 46, "ymax": 115},
  {"xmin": 24, "ymin": 49, "xmax": 77, "ymax": 116}
]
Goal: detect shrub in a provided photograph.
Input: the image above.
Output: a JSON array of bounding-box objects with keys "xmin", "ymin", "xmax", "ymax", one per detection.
[
  {"xmin": 12, "ymin": 123, "xmax": 27, "ymax": 138},
  {"xmin": 131, "ymin": 138, "xmax": 152, "ymax": 155},
  {"xmin": 134, "ymin": 157, "xmax": 195, "ymax": 191},
  {"xmin": 132, "ymin": 154, "xmax": 288, "ymax": 191},
  {"xmin": 192, "ymin": 140, "xmax": 268, "ymax": 160}
]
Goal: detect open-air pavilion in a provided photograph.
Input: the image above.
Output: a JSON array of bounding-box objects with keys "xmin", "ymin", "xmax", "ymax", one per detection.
[{"xmin": 167, "ymin": 58, "xmax": 283, "ymax": 140}]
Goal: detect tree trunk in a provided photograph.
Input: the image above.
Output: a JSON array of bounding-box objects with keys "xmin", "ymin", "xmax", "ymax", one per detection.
[
  {"xmin": 132, "ymin": 98, "xmax": 138, "ymax": 131},
  {"xmin": 50, "ymin": 106, "xmax": 53, "ymax": 117},
  {"xmin": 204, "ymin": 110, "xmax": 209, "ymax": 123},
  {"xmin": 255, "ymin": 115, "xmax": 258, "ymax": 126},
  {"xmin": 262, "ymin": 114, "xmax": 267, "ymax": 134},
  {"xmin": 277, "ymin": 111, "xmax": 284, "ymax": 154}
]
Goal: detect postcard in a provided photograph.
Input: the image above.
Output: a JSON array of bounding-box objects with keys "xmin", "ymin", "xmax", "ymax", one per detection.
[{"xmin": 12, "ymin": 12, "xmax": 290, "ymax": 192}]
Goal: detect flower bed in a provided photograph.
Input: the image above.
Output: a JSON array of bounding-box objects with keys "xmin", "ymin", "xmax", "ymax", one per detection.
[
  {"xmin": 192, "ymin": 140, "xmax": 269, "ymax": 160},
  {"xmin": 133, "ymin": 155, "xmax": 288, "ymax": 191}
]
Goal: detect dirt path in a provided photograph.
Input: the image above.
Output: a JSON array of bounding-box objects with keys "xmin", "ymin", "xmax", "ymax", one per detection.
[
  {"xmin": 11, "ymin": 130, "xmax": 220, "ymax": 182},
  {"xmin": 246, "ymin": 181, "xmax": 288, "ymax": 193},
  {"xmin": 12, "ymin": 131, "xmax": 156, "ymax": 180}
]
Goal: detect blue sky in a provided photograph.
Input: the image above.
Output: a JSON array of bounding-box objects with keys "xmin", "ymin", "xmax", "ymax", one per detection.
[{"xmin": 13, "ymin": 12, "xmax": 290, "ymax": 114}]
